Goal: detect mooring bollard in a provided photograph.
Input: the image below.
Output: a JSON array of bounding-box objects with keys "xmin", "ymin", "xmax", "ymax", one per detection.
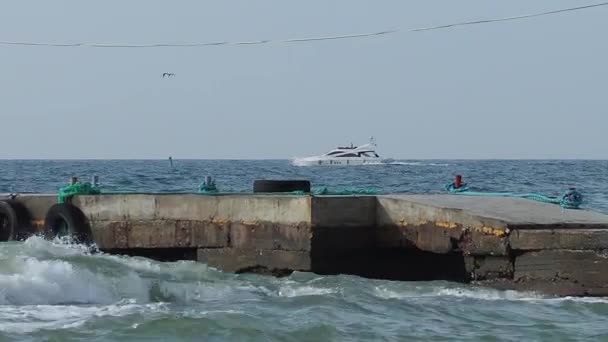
[
  {"xmin": 92, "ymin": 175, "xmax": 99, "ymax": 187},
  {"xmin": 70, "ymin": 176, "xmax": 78, "ymax": 185}
]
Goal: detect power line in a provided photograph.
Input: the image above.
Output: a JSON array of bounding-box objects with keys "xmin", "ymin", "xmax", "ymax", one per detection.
[{"xmin": 1, "ymin": 2, "xmax": 606, "ymax": 48}]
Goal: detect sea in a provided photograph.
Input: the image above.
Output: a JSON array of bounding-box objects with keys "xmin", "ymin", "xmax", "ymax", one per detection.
[{"xmin": 0, "ymin": 159, "xmax": 607, "ymax": 341}]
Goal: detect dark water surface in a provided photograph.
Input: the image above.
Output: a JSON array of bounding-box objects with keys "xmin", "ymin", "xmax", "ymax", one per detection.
[
  {"xmin": 0, "ymin": 160, "xmax": 607, "ymax": 341},
  {"xmin": 2, "ymin": 159, "xmax": 607, "ymax": 211}
]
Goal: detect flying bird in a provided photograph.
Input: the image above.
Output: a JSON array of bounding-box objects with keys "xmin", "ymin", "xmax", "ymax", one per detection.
[{"xmin": 162, "ymin": 73, "xmax": 175, "ymax": 78}]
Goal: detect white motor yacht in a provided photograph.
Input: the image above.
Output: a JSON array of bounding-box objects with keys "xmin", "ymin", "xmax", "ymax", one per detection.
[{"xmin": 292, "ymin": 137, "xmax": 391, "ymax": 166}]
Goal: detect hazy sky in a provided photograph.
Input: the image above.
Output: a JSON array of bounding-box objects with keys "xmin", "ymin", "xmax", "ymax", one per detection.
[{"xmin": 1, "ymin": 1, "xmax": 607, "ymax": 159}]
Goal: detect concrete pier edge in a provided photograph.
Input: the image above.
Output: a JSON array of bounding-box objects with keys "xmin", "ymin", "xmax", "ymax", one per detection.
[{"xmin": 2, "ymin": 192, "xmax": 608, "ymax": 296}]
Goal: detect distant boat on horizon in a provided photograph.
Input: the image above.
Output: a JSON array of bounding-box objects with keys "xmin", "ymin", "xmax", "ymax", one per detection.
[{"xmin": 292, "ymin": 137, "xmax": 394, "ymax": 166}]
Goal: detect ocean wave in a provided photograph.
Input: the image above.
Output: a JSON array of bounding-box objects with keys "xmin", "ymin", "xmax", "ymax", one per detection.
[
  {"xmin": 373, "ymin": 285, "xmax": 608, "ymax": 305},
  {"xmin": 0, "ymin": 254, "xmax": 146, "ymax": 306},
  {"xmin": 0, "ymin": 300, "xmax": 168, "ymax": 334},
  {"xmin": 278, "ymin": 285, "xmax": 339, "ymax": 298},
  {"xmin": 373, "ymin": 284, "xmax": 546, "ymax": 302},
  {"xmin": 0, "ymin": 237, "xmax": 223, "ymax": 306}
]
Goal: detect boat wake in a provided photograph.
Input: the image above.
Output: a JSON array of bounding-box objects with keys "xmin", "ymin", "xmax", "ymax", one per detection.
[{"xmin": 381, "ymin": 161, "xmax": 450, "ymax": 167}]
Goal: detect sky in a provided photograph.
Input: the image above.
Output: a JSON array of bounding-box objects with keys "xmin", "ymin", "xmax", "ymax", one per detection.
[{"xmin": 1, "ymin": 0, "xmax": 607, "ymax": 159}]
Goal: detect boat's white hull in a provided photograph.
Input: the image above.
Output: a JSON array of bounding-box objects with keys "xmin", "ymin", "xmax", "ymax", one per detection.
[{"xmin": 292, "ymin": 157, "xmax": 382, "ymax": 166}]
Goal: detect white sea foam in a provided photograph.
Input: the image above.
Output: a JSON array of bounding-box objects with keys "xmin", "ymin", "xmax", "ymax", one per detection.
[
  {"xmin": 0, "ymin": 301, "xmax": 168, "ymax": 334},
  {"xmin": 0, "ymin": 237, "xmax": 166, "ymax": 305},
  {"xmin": 0, "ymin": 255, "xmax": 141, "ymax": 305},
  {"xmin": 278, "ymin": 285, "xmax": 338, "ymax": 298},
  {"xmin": 103, "ymin": 254, "xmax": 163, "ymax": 274},
  {"xmin": 373, "ymin": 286, "xmax": 420, "ymax": 300},
  {"xmin": 21, "ymin": 235, "xmax": 95, "ymax": 257},
  {"xmin": 374, "ymin": 285, "xmax": 546, "ymax": 302},
  {"xmin": 433, "ymin": 287, "xmax": 544, "ymax": 301},
  {"xmin": 374, "ymin": 285, "xmax": 608, "ymax": 304}
]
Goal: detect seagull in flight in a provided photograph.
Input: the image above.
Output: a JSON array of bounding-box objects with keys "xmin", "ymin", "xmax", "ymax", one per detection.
[{"xmin": 162, "ymin": 73, "xmax": 175, "ymax": 78}]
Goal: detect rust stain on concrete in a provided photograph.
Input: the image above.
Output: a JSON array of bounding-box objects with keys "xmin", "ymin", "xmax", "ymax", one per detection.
[
  {"xmin": 436, "ymin": 221, "xmax": 459, "ymax": 229},
  {"xmin": 477, "ymin": 226, "xmax": 507, "ymax": 237}
]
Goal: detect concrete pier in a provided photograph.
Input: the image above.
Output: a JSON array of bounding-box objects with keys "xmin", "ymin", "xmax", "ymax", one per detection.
[{"xmin": 3, "ymin": 193, "xmax": 608, "ymax": 296}]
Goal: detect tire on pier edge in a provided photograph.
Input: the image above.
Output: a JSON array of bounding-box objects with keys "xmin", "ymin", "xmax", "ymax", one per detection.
[
  {"xmin": 0, "ymin": 200, "xmax": 31, "ymax": 241},
  {"xmin": 44, "ymin": 203, "xmax": 93, "ymax": 244},
  {"xmin": 253, "ymin": 180, "xmax": 311, "ymax": 193}
]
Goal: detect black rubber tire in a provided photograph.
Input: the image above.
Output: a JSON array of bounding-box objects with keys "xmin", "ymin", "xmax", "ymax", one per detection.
[
  {"xmin": 0, "ymin": 201, "xmax": 17, "ymax": 241},
  {"xmin": 44, "ymin": 203, "xmax": 92, "ymax": 243},
  {"xmin": 253, "ymin": 180, "xmax": 311, "ymax": 193},
  {"xmin": 0, "ymin": 200, "xmax": 30, "ymax": 241}
]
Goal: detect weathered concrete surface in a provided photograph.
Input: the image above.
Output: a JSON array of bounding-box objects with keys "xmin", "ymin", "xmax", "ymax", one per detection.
[
  {"xmin": 375, "ymin": 195, "xmax": 608, "ymax": 295},
  {"xmin": 465, "ymin": 256, "xmax": 513, "ymax": 281},
  {"xmin": 379, "ymin": 195, "xmax": 608, "ymax": 229},
  {"xmin": 230, "ymin": 222, "xmax": 311, "ymax": 251},
  {"xmin": 90, "ymin": 220, "xmax": 313, "ymax": 251},
  {"xmin": 378, "ymin": 195, "xmax": 511, "ymax": 231},
  {"xmin": 73, "ymin": 194, "xmax": 311, "ymax": 224},
  {"xmin": 482, "ymin": 250, "xmax": 608, "ymax": 296},
  {"xmin": 74, "ymin": 194, "xmax": 314, "ymax": 253},
  {"xmin": 377, "ymin": 195, "xmax": 608, "ymax": 256},
  {"xmin": 5, "ymin": 192, "xmax": 608, "ymax": 296},
  {"xmin": 311, "ymin": 196, "xmax": 376, "ymax": 227},
  {"xmin": 91, "ymin": 220, "xmax": 231, "ymax": 249},
  {"xmin": 509, "ymin": 229, "xmax": 608, "ymax": 251},
  {"xmin": 197, "ymin": 248, "xmax": 311, "ymax": 274},
  {"xmin": 514, "ymin": 250, "xmax": 608, "ymax": 283},
  {"xmin": 377, "ymin": 195, "xmax": 509, "ymax": 255},
  {"xmin": 310, "ymin": 196, "xmax": 377, "ymax": 251}
]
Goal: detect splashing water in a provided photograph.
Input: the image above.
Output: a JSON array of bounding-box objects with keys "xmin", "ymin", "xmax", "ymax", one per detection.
[{"xmin": 0, "ymin": 237, "xmax": 605, "ymax": 340}]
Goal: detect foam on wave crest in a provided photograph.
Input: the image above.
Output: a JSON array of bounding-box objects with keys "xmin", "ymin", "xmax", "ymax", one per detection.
[
  {"xmin": 373, "ymin": 284, "xmax": 608, "ymax": 304},
  {"xmin": 0, "ymin": 236, "xmax": 228, "ymax": 306},
  {"xmin": 0, "ymin": 300, "xmax": 168, "ymax": 334}
]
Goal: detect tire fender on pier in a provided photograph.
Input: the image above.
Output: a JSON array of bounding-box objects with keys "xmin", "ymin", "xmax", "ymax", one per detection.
[
  {"xmin": 44, "ymin": 203, "xmax": 92, "ymax": 243},
  {"xmin": 0, "ymin": 200, "xmax": 32, "ymax": 241},
  {"xmin": 253, "ymin": 180, "xmax": 311, "ymax": 193}
]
